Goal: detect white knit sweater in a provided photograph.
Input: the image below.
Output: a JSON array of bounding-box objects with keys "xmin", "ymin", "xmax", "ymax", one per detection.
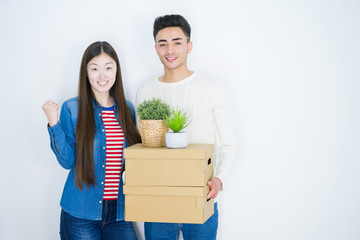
[{"xmin": 136, "ymin": 72, "xmax": 238, "ymax": 189}]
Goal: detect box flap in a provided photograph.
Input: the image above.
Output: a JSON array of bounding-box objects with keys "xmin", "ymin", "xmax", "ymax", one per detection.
[
  {"xmin": 124, "ymin": 143, "xmax": 214, "ymax": 159},
  {"xmin": 124, "ymin": 185, "xmax": 209, "ymax": 196}
]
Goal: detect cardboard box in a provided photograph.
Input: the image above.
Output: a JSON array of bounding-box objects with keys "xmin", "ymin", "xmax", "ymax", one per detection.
[
  {"xmin": 124, "ymin": 185, "xmax": 214, "ymax": 223},
  {"xmin": 124, "ymin": 144, "xmax": 214, "ymax": 186},
  {"xmin": 123, "ymin": 144, "xmax": 215, "ymax": 223}
]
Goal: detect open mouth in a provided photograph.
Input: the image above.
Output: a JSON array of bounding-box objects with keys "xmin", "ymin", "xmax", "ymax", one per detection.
[
  {"xmin": 166, "ymin": 56, "xmax": 178, "ymax": 63},
  {"xmin": 97, "ymin": 80, "xmax": 109, "ymax": 87}
]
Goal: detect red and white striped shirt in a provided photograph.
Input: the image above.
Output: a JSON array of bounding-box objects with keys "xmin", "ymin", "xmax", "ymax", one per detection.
[{"xmin": 102, "ymin": 106, "xmax": 124, "ymax": 200}]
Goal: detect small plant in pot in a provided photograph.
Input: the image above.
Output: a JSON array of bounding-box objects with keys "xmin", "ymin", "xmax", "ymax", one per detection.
[
  {"xmin": 136, "ymin": 98, "xmax": 170, "ymax": 147},
  {"xmin": 164, "ymin": 108, "xmax": 191, "ymax": 149}
]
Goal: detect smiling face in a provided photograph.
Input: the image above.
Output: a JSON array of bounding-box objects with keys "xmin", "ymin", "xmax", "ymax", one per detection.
[
  {"xmin": 155, "ymin": 27, "xmax": 193, "ymax": 72},
  {"xmin": 87, "ymin": 53, "xmax": 117, "ymax": 98}
]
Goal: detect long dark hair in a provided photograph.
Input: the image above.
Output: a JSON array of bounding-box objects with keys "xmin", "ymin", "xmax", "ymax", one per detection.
[{"xmin": 75, "ymin": 41, "xmax": 141, "ymax": 190}]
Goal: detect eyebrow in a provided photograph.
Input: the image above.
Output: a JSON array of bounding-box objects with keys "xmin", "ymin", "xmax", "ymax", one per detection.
[
  {"xmin": 89, "ymin": 62, "xmax": 114, "ymax": 66},
  {"xmin": 157, "ymin": 37, "xmax": 184, "ymax": 43}
]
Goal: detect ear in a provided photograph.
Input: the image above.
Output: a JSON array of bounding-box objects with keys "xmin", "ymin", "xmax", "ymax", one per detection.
[
  {"xmin": 187, "ymin": 41, "xmax": 193, "ymax": 54},
  {"xmin": 155, "ymin": 44, "xmax": 159, "ymax": 55}
]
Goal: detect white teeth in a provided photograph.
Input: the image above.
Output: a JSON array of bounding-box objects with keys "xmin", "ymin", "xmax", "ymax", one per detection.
[{"xmin": 98, "ymin": 81, "xmax": 107, "ymax": 84}]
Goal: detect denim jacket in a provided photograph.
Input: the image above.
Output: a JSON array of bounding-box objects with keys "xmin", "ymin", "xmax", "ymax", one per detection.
[{"xmin": 47, "ymin": 97, "xmax": 135, "ymax": 221}]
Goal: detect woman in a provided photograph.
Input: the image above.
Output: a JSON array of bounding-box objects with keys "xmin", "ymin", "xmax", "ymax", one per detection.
[{"xmin": 42, "ymin": 41, "xmax": 141, "ymax": 239}]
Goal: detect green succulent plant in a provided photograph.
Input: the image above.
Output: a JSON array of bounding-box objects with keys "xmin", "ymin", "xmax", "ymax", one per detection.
[
  {"xmin": 165, "ymin": 108, "xmax": 191, "ymax": 133},
  {"xmin": 136, "ymin": 98, "xmax": 171, "ymax": 120}
]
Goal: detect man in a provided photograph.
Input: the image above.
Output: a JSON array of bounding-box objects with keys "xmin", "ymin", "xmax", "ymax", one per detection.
[{"xmin": 136, "ymin": 14, "xmax": 238, "ymax": 240}]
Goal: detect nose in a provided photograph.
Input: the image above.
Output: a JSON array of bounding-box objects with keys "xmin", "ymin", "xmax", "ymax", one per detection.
[
  {"xmin": 167, "ymin": 44, "xmax": 174, "ymax": 54},
  {"xmin": 99, "ymin": 69, "xmax": 106, "ymax": 79}
]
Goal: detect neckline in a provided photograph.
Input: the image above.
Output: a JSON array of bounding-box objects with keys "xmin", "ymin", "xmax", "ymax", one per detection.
[
  {"xmin": 101, "ymin": 105, "xmax": 115, "ymax": 111},
  {"xmin": 156, "ymin": 72, "xmax": 197, "ymax": 86}
]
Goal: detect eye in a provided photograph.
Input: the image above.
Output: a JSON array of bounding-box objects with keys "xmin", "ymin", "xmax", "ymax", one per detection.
[
  {"xmin": 106, "ymin": 67, "xmax": 112, "ymax": 70},
  {"xmin": 159, "ymin": 43, "xmax": 166, "ymax": 47},
  {"xmin": 91, "ymin": 68, "xmax": 97, "ymax": 71},
  {"xmin": 175, "ymin": 42, "xmax": 182, "ymax": 45}
]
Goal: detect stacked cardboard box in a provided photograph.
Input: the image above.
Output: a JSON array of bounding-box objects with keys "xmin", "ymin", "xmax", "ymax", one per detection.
[{"xmin": 123, "ymin": 143, "xmax": 215, "ymax": 223}]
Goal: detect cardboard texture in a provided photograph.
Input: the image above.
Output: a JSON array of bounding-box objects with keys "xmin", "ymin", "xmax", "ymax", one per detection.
[
  {"xmin": 124, "ymin": 185, "xmax": 214, "ymax": 223},
  {"xmin": 124, "ymin": 144, "xmax": 214, "ymax": 186},
  {"xmin": 123, "ymin": 143, "xmax": 215, "ymax": 223}
]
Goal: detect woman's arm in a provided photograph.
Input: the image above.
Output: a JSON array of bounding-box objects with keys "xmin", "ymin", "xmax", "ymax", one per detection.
[{"xmin": 44, "ymin": 100, "xmax": 77, "ymax": 169}]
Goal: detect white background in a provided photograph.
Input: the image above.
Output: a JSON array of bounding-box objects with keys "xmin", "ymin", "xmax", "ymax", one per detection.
[{"xmin": 1, "ymin": 0, "xmax": 359, "ymax": 239}]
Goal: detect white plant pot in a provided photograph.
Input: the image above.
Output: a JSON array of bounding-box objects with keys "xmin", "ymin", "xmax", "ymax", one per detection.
[{"xmin": 165, "ymin": 132, "xmax": 188, "ymax": 149}]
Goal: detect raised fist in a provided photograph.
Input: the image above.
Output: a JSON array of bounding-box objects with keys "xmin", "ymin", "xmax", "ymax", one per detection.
[{"xmin": 42, "ymin": 100, "xmax": 59, "ymax": 127}]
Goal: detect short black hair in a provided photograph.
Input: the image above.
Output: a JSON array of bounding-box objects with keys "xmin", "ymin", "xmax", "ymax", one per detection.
[{"xmin": 153, "ymin": 14, "xmax": 191, "ymax": 41}]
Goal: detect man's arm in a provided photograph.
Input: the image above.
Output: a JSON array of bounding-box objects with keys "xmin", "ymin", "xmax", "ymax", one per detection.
[{"xmin": 207, "ymin": 80, "xmax": 238, "ymax": 198}]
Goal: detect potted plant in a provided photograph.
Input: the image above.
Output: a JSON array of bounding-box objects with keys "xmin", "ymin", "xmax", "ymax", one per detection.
[
  {"xmin": 164, "ymin": 108, "xmax": 191, "ymax": 149},
  {"xmin": 136, "ymin": 98, "xmax": 170, "ymax": 147}
]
